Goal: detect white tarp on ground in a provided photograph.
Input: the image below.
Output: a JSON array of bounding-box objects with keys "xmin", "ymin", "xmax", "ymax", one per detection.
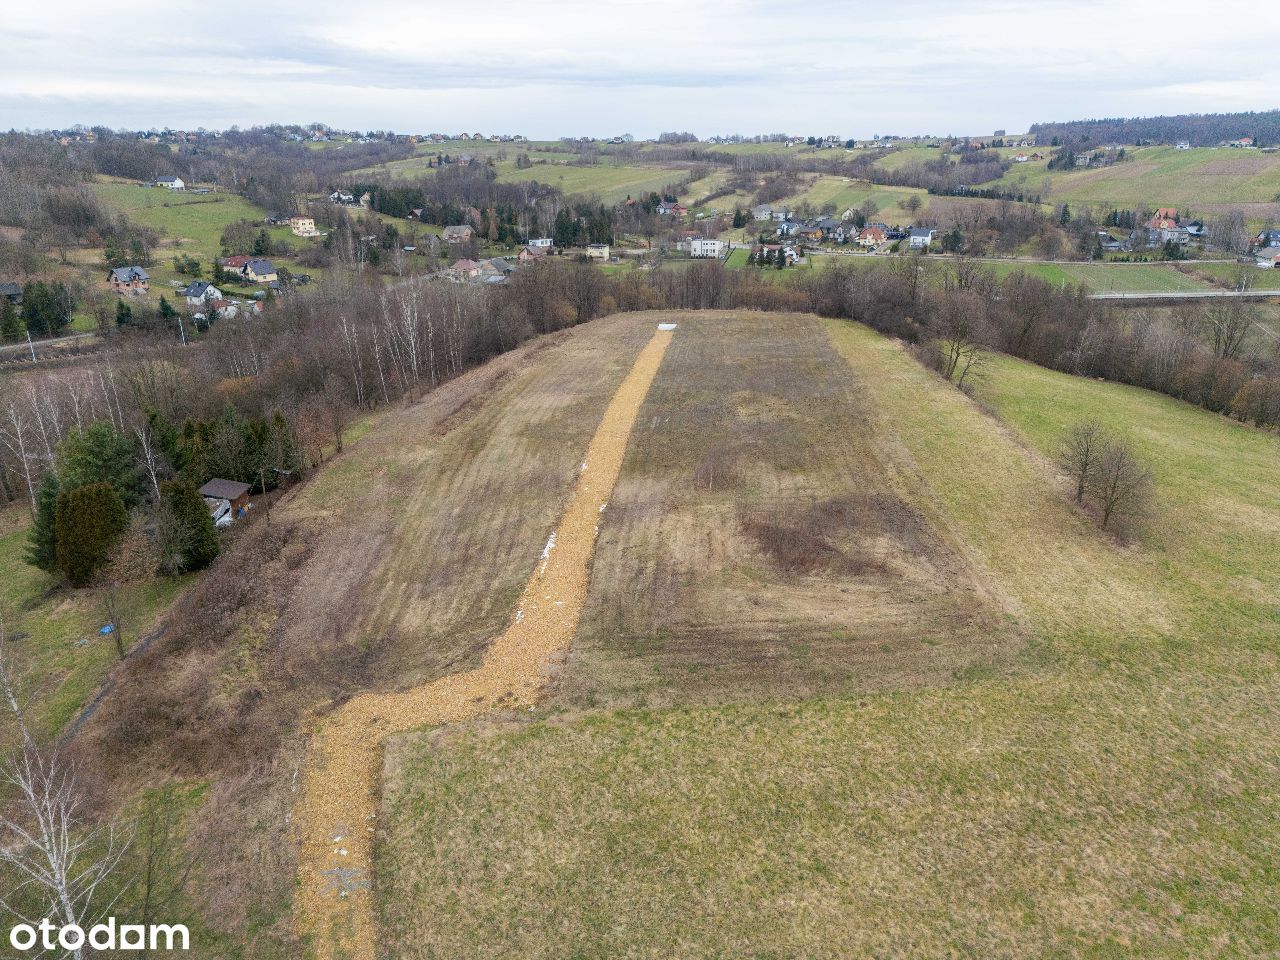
[{"xmin": 657, "ymin": 323, "xmax": 677, "ymax": 330}]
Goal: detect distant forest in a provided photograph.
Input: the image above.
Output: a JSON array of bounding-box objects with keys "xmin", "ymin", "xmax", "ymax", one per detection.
[{"xmin": 1029, "ymin": 110, "xmax": 1280, "ymax": 147}]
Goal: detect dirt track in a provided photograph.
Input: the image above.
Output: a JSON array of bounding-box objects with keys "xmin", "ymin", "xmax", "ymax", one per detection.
[{"xmin": 293, "ymin": 327, "xmax": 674, "ymax": 960}]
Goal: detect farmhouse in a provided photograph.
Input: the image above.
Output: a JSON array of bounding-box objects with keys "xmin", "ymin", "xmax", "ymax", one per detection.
[
  {"xmin": 328, "ymin": 190, "xmax": 356, "ymax": 205},
  {"xmin": 107, "ymin": 266, "xmax": 150, "ymax": 295},
  {"xmin": 689, "ymin": 238, "xmax": 725, "ymax": 258},
  {"xmin": 221, "ymin": 254, "xmax": 253, "ymax": 272},
  {"xmin": 527, "ymin": 237, "xmax": 554, "ymax": 249},
  {"xmin": 908, "ymin": 228, "xmax": 935, "ymax": 249},
  {"xmin": 243, "ymin": 259, "xmax": 277, "ymax": 283},
  {"xmin": 156, "ymin": 175, "xmax": 185, "ymax": 191},
  {"xmin": 289, "ymin": 216, "xmax": 319, "ymax": 237},
  {"xmin": 179, "ymin": 280, "xmax": 222, "ymax": 306},
  {"xmin": 656, "ymin": 201, "xmax": 687, "ymax": 217},
  {"xmin": 517, "ymin": 246, "xmax": 546, "ymax": 263},
  {"xmin": 443, "ymin": 225, "xmax": 474, "ymax": 244},
  {"xmin": 448, "ymin": 258, "xmax": 481, "ymax": 279},
  {"xmin": 585, "ymin": 243, "xmax": 610, "ymax": 260},
  {"xmin": 1256, "ymin": 230, "xmax": 1280, "ymax": 248},
  {"xmin": 1256, "ymin": 250, "xmax": 1280, "ymax": 269}
]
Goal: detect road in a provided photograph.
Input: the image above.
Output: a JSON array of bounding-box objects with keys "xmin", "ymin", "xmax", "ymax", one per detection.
[{"xmin": 1088, "ymin": 289, "xmax": 1280, "ymax": 301}]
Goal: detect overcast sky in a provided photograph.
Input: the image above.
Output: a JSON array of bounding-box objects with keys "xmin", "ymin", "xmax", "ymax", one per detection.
[{"xmin": 5, "ymin": 0, "xmax": 1280, "ymax": 138}]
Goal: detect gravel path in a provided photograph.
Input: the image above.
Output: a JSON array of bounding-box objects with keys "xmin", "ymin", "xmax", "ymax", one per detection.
[{"xmin": 293, "ymin": 327, "xmax": 675, "ymax": 960}]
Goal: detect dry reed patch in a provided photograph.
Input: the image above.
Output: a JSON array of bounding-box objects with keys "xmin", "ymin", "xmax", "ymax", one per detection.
[{"xmin": 565, "ymin": 312, "xmax": 1014, "ymax": 709}]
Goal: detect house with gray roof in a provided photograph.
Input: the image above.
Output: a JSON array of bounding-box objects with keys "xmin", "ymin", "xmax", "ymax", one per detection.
[{"xmin": 107, "ymin": 266, "xmax": 150, "ymax": 295}]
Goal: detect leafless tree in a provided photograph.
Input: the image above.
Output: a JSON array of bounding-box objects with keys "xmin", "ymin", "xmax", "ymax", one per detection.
[
  {"xmin": 1060, "ymin": 419, "xmax": 1106, "ymax": 503},
  {"xmin": 1090, "ymin": 439, "xmax": 1154, "ymax": 532},
  {"xmin": 0, "ymin": 633, "xmax": 130, "ymax": 955},
  {"xmin": 1203, "ymin": 302, "xmax": 1256, "ymax": 360}
]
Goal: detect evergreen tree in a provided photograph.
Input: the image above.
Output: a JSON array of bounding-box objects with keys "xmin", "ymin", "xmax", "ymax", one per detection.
[
  {"xmin": 253, "ymin": 229, "xmax": 270, "ymax": 256},
  {"xmin": 157, "ymin": 477, "xmax": 219, "ymax": 574},
  {"xmin": 158, "ymin": 296, "xmax": 177, "ymax": 320},
  {"xmin": 0, "ymin": 298, "xmax": 22, "ymax": 342},
  {"xmin": 60, "ymin": 421, "xmax": 144, "ymax": 506},
  {"xmin": 26, "ymin": 473, "xmax": 60, "ymax": 574},
  {"xmin": 20, "ymin": 282, "xmax": 53, "ymax": 337},
  {"xmin": 116, "ymin": 299, "xmax": 132, "ymax": 327},
  {"xmin": 1059, "ymin": 203, "xmax": 1072, "ymax": 226},
  {"xmin": 54, "ymin": 482, "xmax": 128, "ymax": 587}
]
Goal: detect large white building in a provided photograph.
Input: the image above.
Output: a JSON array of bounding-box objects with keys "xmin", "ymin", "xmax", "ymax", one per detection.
[{"xmin": 689, "ymin": 238, "xmax": 725, "ymax": 259}]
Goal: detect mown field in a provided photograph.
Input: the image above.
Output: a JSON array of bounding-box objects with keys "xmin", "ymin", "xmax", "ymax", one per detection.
[
  {"xmin": 377, "ymin": 312, "xmax": 1280, "ymax": 958},
  {"xmin": 981, "ymin": 259, "xmax": 1215, "ymax": 292}
]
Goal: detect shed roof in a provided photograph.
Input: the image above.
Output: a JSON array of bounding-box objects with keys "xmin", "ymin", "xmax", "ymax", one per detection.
[{"xmin": 199, "ymin": 478, "xmax": 251, "ymax": 500}]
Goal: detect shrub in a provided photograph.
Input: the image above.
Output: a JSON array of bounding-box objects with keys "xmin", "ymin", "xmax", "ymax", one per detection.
[
  {"xmin": 54, "ymin": 482, "xmax": 128, "ymax": 587},
  {"xmin": 157, "ymin": 476, "xmax": 219, "ymax": 574}
]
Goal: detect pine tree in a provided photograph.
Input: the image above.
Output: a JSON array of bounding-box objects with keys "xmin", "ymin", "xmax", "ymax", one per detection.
[
  {"xmin": 0, "ymin": 298, "xmax": 22, "ymax": 342},
  {"xmin": 54, "ymin": 482, "xmax": 128, "ymax": 587},
  {"xmin": 116, "ymin": 299, "xmax": 132, "ymax": 327},
  {"xmin": 26, "ymin": 473, "xmax": 60, "ymax": 574},
  {"xmin": 157, "ymin": 477, "xmax": 218, "ymax": 574}
]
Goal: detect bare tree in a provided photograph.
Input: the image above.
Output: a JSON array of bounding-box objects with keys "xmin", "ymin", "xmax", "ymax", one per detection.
[
  {"xmin": 1203, "ymin": 302, "xmax": 1256, "ymax": 360},
  {"xmin": 1060, "ymin": 419, "xmax": 1106, "ymax": 503},
  {"xmin": 1090, "ymin": 439, "xmax": 1154, "ymax": 532},
  {"xmin": 0, "ymin": 633, "xmax": 130, "ymax": 956}
]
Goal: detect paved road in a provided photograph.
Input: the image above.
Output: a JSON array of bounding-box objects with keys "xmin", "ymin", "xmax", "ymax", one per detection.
[{"xmin": 1088, "ymin": 289, "xmax": 1280, "ymax": 301}]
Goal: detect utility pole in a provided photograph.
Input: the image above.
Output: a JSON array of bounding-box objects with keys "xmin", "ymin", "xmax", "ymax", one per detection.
[
  {"xmin": 177, "ymin": 312, "xmax": 187, "ymax": 345},
  {"xmin": 24, "ymin": 331, "xmax": 35, "ymax": 362}
]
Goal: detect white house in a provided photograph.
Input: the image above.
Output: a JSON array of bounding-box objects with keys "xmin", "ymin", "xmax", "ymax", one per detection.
[
  {"xmin": 908, "ymin": 228, "xmax": 935, "ymax": 249},
  {"xmin": 585, "ymin": 243, "xmax": 610, "ymax": 261},
  {"xmin": 289, "ymin": 216, "xmax": 319, "ymax": 238},
  {"xmin": 156, "ymin": 176, "xmax": 185, "ymax": 191},
  {"xmin": 528, "ymin": 237, "xmax": 554, "ymax": 249},
  {"xmin": 179, "ymin": 280, "xmax": 221, "ymax": 307},
  {"xmin": 689, "ymin": 238, "xmax": 725, "ymax": 258}
]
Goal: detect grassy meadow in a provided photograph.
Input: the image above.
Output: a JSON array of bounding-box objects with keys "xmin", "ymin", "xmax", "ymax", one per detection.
[{"xmin": 377, "ymin": 312, "xmax": 1280, "ymax": 958}]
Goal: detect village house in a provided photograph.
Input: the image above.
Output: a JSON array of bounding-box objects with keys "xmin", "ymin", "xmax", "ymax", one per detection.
[
  {"xmin": 179, "ymin": 280, "xmax": 222, "ymax": 306},
  {"xmin": 527, "ymin": 237, "xmax": 554, "ymax": 249},
  {"xmin": 1255, "ymin": 249, "xmax": 1280, "ymax": 269},
  {"xmin": 220, "ymin": 254, "xmax": 253, "ymax": 273},
  {"xmin": 289, "ymin": 216, "xmax": 319, "ymax": 238},
  {"xmin": 243, "ymin": 259, "xmax": 277, "ymax": 283},
  {"xmin": 857, "ymin": 225, "xmax": 887, "ymax": 248},
  {"xmin": 585, "ymin": 243, "xmax": 610, "ymax": 261},
  {"xmin": 656, "ymin": 201, "xmax": 687, "ymax": 217},
  {"xmin": 448, "ymin": 258, "xmax": 481, "ymax": 279},
  {"xmin": 908, "ymin": 228, "xmax": 935, "ymax": 249},
  {"xmin": 443, "ymin": 225, "xmax": 474, "ymax": 244},
  {"xmin": 156, "ymin": 175, "xmax": 185, "ymax": 191},
  {"xmin": 752, "ymin": 204, "xmax": 790, "ymax": 221},
  {"xmin": 1228, "ymin": 137, "xmax": 1255, "ymax": 148},
  {"xmin": 689, "ymin": 238, "xmax": 725, "ymax": 258},
  {"xmin": 107, "ymin": 266, "xmax": 150, "ymax": 295},
  {"xmin": 1256, "ymin": 230, "xmax": 1280, "ymax": 248},
  {"xmin": 328, "ymin": 190, "xmax": 356, "ymax": 205},
  {"xmin": 517, "ymin": 246, "xmax": 546, "ymax": 264}
]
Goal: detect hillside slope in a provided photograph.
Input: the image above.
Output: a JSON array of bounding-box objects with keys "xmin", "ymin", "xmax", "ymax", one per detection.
[{"xmin": 378, "ymin": 313, "xmax": 1280, "ymax": 959}]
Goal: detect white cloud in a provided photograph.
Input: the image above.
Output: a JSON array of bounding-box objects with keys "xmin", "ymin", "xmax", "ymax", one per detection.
[{"xmin": 3, "ymin": 0, "xmax": 1280, "ymax": 136}]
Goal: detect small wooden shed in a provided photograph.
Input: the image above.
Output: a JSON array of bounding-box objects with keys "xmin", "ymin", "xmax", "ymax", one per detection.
[{"xmin": 199, "ymin": 478, "xmax": 252, "ymax": 515}]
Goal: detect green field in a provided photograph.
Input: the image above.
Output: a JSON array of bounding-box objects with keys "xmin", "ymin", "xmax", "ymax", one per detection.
[
  {"xmin": 981, "ymin": 259, "xmax": 1215, "ymax": 292},
  {"xmin": 995, "ymin": 146, "xmax": 1280, "ymax": 220},
  {"xmin": 377, "ymin": 314, "xmax": 1280, "ymax": 957},
  {"xmin": 0, "ymin": 509, "xmax": 191, "ymax": 740},
  {"xmin": 780, "ymin": 174, "xmax": 923, "ymax": 217},
  {"xmin": 93, "ymin": 179, "xmax": 294, "ymax": 264}
]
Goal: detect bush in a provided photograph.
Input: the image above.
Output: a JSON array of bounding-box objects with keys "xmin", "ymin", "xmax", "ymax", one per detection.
[{"xmin": 54, "ymin": 482, "xmax": 128, "ymax": 587}]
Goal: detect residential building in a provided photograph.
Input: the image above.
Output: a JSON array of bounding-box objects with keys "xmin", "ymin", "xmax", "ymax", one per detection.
[
  {"xmin": 289, "ymin": 216, "xmax": 319, "ymax": 237},
  {"xmin": 243, "ymin": 259, "xmax": 277, "ymax": 283},
  {"xmin": 527, "ymin": 237, "xmax": 554, "ymax": 248},
  {"xmin": 908, "ymin": 228, "xmax": 935, "ymax": 249},
  {"xmin": 107, "ymin": 266, "xmax": 150, "ymax": 295},
  {"xmin": 179, "ymin": 280, "xmax": 222, "ymax": 306},
  {"xmin": 518, "ymin": 247, "xmax": 546, "ymax": 263},
  {"xmin": 443, "ymin": 225, "xmax": 474, "ymax": 244},
  {"xmin": 857, "ymin": 226, "xmax": 887, "ymax": 248},
  {"xmin": 328, "ymin": 190, "xmax": 355, "ymax": 205},
  {"xmin": 585, "ymin": 243, "xmax": 610, "ymax": 260},
  {"xmin": 156, "ymin": 175, "xmax": 185, "ymax": 191},
  {"xmin": 448, "ymin": 258, "xmax": 481, "ymax": 279},
  {"xmin": 689, "ymin": 238, "xmax": 725, "ymax": 258}
]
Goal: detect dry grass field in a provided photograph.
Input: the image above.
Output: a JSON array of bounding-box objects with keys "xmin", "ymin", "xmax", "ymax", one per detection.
[
  {"xmin": 562, "ymin": 312, "xmax": 1015, "ymax": 710},
  {"xmin": 375, "ymin": 313, "xmax": 1280, "ymax": 959}
]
